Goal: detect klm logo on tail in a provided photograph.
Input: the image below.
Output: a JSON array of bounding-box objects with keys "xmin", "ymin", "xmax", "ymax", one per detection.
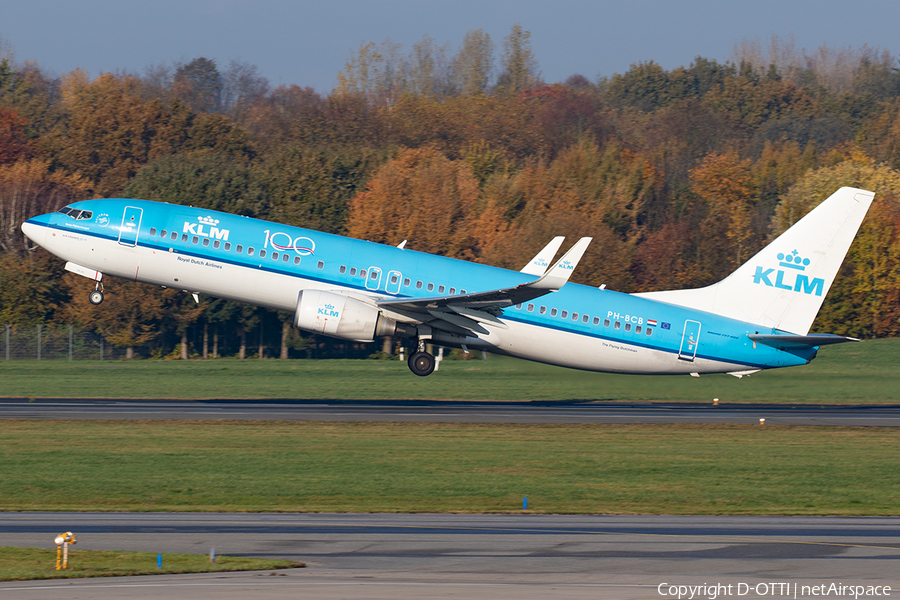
[{"xmin": 753, "ymin": 250, "xmax": 824, "ymax": 296}]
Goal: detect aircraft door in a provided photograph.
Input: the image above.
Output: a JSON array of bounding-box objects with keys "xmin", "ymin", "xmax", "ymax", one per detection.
[
  {"xmin": 678, "ymin": 320, "xmax": 701, "ymax": 362},
  {"xmin": 118, "ymin": 206, "xmax": 143, "ymax": 247},
  {"xmin": 386, "ymin": 270, "xmax": 402, "ymax": 294},
  {"xmin": 365, "ymin": 266, "xmax": 382, "ymax": 291}
]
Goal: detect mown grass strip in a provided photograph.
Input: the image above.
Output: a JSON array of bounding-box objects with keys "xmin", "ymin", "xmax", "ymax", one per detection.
[
  {"xmin": 1, "ymin": 420, "xmax": 898, "ymax": 515},
  {"xmin": 0, "ymin": 546, "xmax": 301, "ymax": 581},
  {"xmin": 1, "ymin": 338, "xmax": 898, "ymax": 403}
]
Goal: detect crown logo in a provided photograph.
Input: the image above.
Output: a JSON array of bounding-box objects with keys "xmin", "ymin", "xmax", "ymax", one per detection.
[
  {"xmin": 777, "ymin": 249, "xmax": 810, "ymax": 271},
  {"xmin": 325, "ymin": 304, "xmax": 334, "ymax": 310},
  {"xmin": 198, "ymin": 216, "xmax": 220, "ymax": 226}
]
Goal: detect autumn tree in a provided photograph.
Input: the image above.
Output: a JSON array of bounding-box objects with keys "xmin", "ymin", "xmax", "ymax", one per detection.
[
  {"xmin": 0, "ymin": 159, "xmax": 91, "ymax": 257},
  {"xmin": 773, "ymin": 156, "xmax": 900, "ymax": 337},
  {"xmin": 689, "ymin": 150, "xmax": 757, "ymax": 280},
  {"xmin": 347, "ymin": 146, "xmax": 480, "ymax": 257}
]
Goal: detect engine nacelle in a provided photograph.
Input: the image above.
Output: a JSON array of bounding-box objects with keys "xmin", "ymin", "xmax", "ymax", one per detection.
[{"xmin": 294, "ymin": 290, "xmax": 416, "ymax": 342}]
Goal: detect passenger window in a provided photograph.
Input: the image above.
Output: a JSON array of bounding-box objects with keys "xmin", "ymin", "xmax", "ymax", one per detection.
[
  {"xmin": 527, "ymin": 304, "xmax": 534, "ymax": 312},
  {"xmin": 460, "ymin": 289, "xmax": 467, "ymax": 294},
  {"xmin": 593, "ymin": 317, "xmax": 600, "ymax": 325},
  {"xmin": 625, "ymin": 323, "xmax": 631, "ymax": 332},
  {"xmin": 646, "ymin": 328, "xmax": 653, "ymax": 336},
  {"xmin": 449, "ymin": 287, "xmax": 456, "ymax": 295},
  {"xmin": 293, "ymin": 256, "xmax": 300, "ymax": 264},
  {"xmin": 317, "ymin": 261, "xmax": 324, "ymax": 269},
  {"xmin": 572, "ymin": 313, "xmax": 579, "ymax": 321},
  {"xmin": 350, "ymin": 267, "xmax": 357, "ymax": 276},
  {"xmin": 172, "ymin": 232, "xmax": 178, "ymax": 240},
  {"xmin": 224, "ymin": 242, "xmax": 231, "ymax": 251},
  {"xmin": 259, "ymin": 249, "xmax": 267, "ymax": 258},
  {"xmin": 636, "ymin": 325, "xmax": 642, "ymax": 334},
  {"xmin": 282, "ymin": 254, "xmax": 289, "ymax": 262},
  {"xmin": 516, "ymin": 304, "xmax": 522, "ymax": 309},
  {"xmin": 416, "ymin": 281, "xmax": 423, "ymax": 289},
  {"xmin": 370, "ymin": 271, "xmax": 378, "ymax": 279},
  {"xmin": 583, "ymin": 315, "xmax": 589, "ymax": 323},
  {"xmin": 161, "ymin": 229, "xmax": 167, "ymax": 237},
  {"xmin": 340, "ymin": 265, "xmax": 347, "ymax": 274},
  {"xmin": 539, "ymin": 306, "xmax": 546, "ymax": 314},
  {"xmin": 614, "ymin": 321, "xmax": 621, "ymax": 330},
  {"xmin": 236, "ymin": 245, "xmax": 243, "ymax": 253},
  {"xmin": 203, "ymin": 238, "xmax": 210, "ymax": 247},
  {"xmin": 150, "ymin": 227, "xmax": 157, "ymax": 235},
  {"xmin": 390, "ymin": 275, "xmax": 399, "ymax": 284},
  {"xmin": 550, "ymin": 308, "xmax": 558, "ymax": 317},
  {"xmin": 438, "ymin": 285, "xmax": 445, "ymax": 294},
  {"xmin": 248, "ymin": 247, "xmax": 254, "ymax": 256},
  {"xmin": 360, "ymin": 269, "xmax": 366, "ymax": 278},
  {"xmin": 182, "ymin": 234, "xmax": 188, "ymax": 242},
  {"xmin": 213, "ymin": 240, "xmax": 220, "ymax": 249},
  {"xmin": 427, "ymin": 283, "xmax": 434, "ymax": 292},
  {"xmin": 192, "ymin": 236, "xmax": 199, "ymax": 244},
  {"xmin": 403, "ymin": 278, "xmax": 410, "ymax": 287},
  {"xmin": 561, "ymin": 310, "xmax": 568, "ymax": 319},
  {"xmin": 271, "ymin": 252, "xmax": 278, "ymax": 260},
  {"xmin": 604, "ymin": 319, "xmax": 610, "ymax": 327}
]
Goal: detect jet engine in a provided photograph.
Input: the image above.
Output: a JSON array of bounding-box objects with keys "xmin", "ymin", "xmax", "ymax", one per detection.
[{"xmin": 294, "ymin": 289, "xmax": 416, "ymax": 342}]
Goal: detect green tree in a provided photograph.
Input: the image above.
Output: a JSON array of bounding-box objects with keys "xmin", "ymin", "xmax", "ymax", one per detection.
[
  {"xmin": 174, "ymin": 57, "xmax": 223, "ymax": 113},
  {"xmin": 496, "ymin": 24, "xmax": 540, "ymax": 94},
  {"xmin": 451, "ymin": 29, "xmax": 493, "ymax": 96}
]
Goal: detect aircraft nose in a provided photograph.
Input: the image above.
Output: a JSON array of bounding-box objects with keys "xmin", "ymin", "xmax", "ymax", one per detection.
[{"xmin": 21, "ymin": 220, "xmax": 46, "ymax": 245}]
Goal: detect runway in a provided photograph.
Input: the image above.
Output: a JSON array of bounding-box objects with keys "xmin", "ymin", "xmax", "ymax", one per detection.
[
  {"xmin": 0, "ymin": 513, "xmax": 897, "ymax": 599},
  {"xmin": 2, "ymin": 397, "xmax": 900, "ymax": 425}
]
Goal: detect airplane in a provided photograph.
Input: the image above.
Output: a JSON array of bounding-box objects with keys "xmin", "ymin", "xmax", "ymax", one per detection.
[{"xmin": 21, "ymin": 186, "xmax": 873, "ymax": 377}]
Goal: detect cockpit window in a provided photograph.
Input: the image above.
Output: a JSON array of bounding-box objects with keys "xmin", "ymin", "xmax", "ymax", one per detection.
[{"xmin": 57, "ymin": 206, "xmax": 93, "ymax": 220}]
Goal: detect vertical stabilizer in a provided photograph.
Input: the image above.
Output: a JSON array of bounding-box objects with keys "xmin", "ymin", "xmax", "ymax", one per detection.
[{"xmin": 635, "ymin": 187, "xmax": 874, "ymax": 334}]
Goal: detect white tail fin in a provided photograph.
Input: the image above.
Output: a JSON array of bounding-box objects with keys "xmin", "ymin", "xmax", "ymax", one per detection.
[
  {"xmin": 521, "ymin": 236, "xmax": 565, "ymax": 276},
  {"xmin": 635, "ymin": 187, "xmax": 874, "ymax": 334}
]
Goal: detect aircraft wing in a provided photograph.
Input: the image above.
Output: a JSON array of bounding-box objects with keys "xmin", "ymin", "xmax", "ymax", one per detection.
[
  {"xmin": 520, "ymin": 236, "xmax": 565, "ymax": 276},
  {"xmin": 377, "ymin": 238, "xmax": 591, "ymax": 335}
]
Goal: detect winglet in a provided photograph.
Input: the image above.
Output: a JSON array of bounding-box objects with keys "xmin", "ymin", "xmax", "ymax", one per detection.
[
  {"xmin": 520, "ymin": 236, "xmax": 565, "ymax": 276},
  {"xmin": 530, "ymin": 237, "xmax": 591, "ymax": 290}
]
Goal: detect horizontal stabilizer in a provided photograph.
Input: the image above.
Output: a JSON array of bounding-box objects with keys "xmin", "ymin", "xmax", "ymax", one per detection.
[{"xmin": 748, "ymin": 333, "xmax": 859, "ymax": 349}]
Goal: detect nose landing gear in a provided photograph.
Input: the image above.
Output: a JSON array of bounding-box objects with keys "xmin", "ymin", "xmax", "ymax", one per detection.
[{"xmin": 88, "ymin": 282, "xmax": 104, "ymax": 305}]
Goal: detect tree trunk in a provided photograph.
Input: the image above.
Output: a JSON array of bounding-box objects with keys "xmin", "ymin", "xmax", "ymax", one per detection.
[
  {"xmin": 126, "ymin": 346, "xmax": 133, "ymax": 360},
  {"xmin": 180, "ymin": 330, "xmax": 188, "ymax": 360},
  {"xmin": 212, "ymin": 328, "xmax": 218, "ymax": 359},
  {"xmin": 202, "ymin": 322, "xmax": 208, "ymax": 360},
  {"xmin": 239, "ymin": 330, "xmax": 246, "ymax": 360},
  {"xmin": 281, "ymin": 321, "xmax": 290, "ymax": 359},
  {"xmin": 258, "ymin": 323, "xmax": 264, "ymax": 359}
]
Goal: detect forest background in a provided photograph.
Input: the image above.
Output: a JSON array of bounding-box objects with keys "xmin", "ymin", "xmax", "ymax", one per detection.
[{"xmin": 2, "ymin": 27, "xmax": 900, "ymax": 360}]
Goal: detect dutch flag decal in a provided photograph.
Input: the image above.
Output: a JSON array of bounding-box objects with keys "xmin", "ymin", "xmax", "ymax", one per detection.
[{"xmin": 647, "ymin": 319, "xmax": 658, "ymax": 326}]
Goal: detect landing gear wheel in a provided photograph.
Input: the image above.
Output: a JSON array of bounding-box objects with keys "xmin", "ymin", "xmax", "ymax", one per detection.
[
  {"xmin": 408, "ymin": 351, "xmax": 435, "ymax": 377},
  {"xmin": 88, "ymin": 290, "xmax": 104, "ymax": 305}
]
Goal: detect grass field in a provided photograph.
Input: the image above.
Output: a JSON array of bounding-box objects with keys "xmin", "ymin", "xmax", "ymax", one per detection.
[
  {"xmin": 0, "ymin": 547, "xmax": 300, "ymax": 582},
  {"xmin": 1, "ymin": 420, "xmax": 898, "ymax": 515},
  {"xmin": 0, "ymin": 337, "xmax": 898, "ymax": 404}
]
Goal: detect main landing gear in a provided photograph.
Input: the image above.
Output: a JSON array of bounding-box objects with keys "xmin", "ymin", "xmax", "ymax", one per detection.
[
  {"xmin": 88, "ymin": 283, "xmax": 104, "ymax": 305},
  {"xmin": 407, "ymin": 339, "xmax": 435, "ymax": 377}
]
